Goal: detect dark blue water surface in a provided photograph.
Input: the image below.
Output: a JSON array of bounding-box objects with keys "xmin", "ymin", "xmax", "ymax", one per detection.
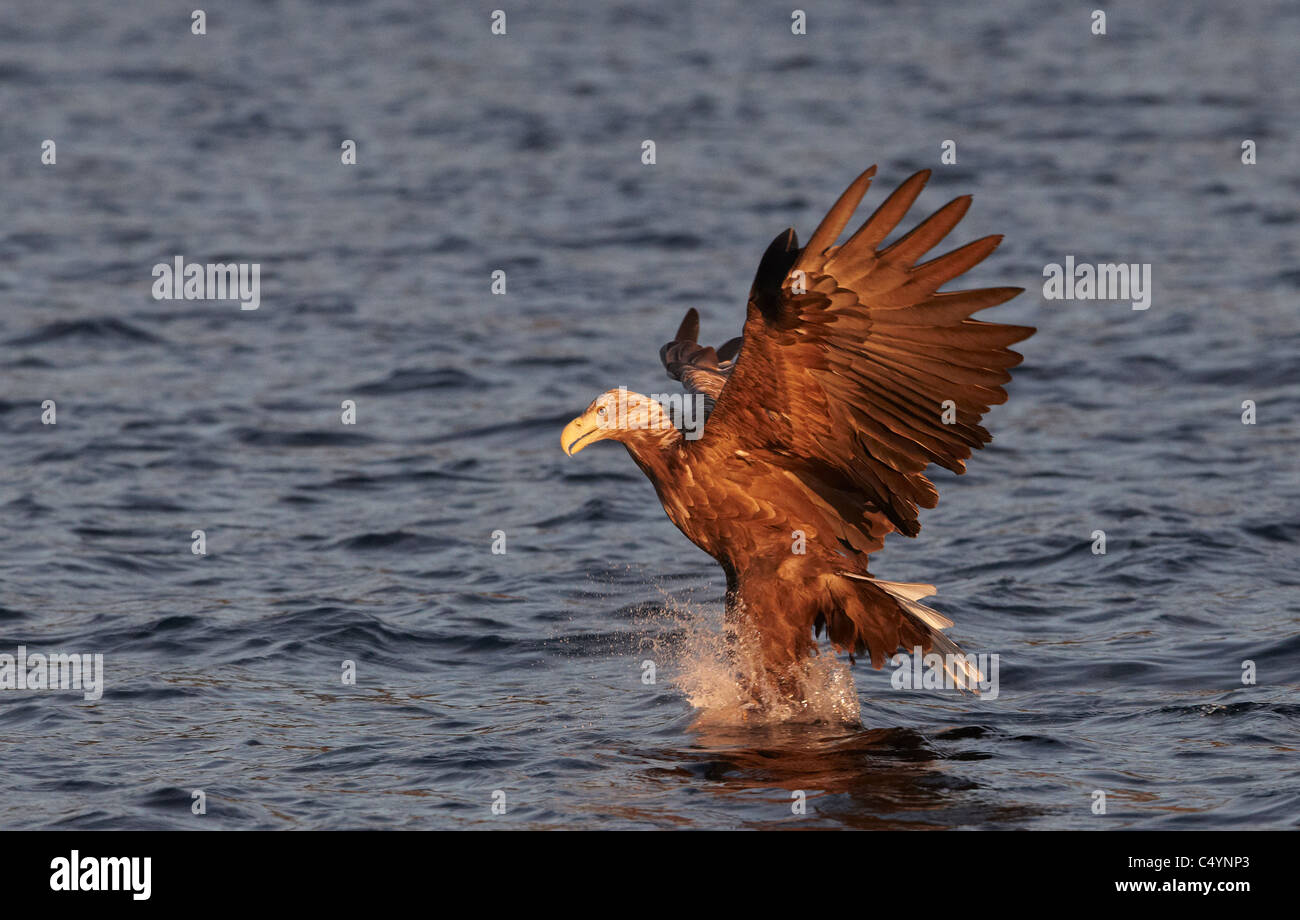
[{"xmin": 0, "ymin": 0, "xmax": 1296, "ymax": 829}]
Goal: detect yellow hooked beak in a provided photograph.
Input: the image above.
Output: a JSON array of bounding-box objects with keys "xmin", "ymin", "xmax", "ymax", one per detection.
[{"xmin": 561, "ymin": 413, "xmax": 606, "ymax": 456}]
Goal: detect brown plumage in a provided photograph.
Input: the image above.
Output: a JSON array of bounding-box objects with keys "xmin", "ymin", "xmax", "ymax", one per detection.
[{"xmin": 561, "ymin": 165, "xmax": 1033, "ymax": 703}]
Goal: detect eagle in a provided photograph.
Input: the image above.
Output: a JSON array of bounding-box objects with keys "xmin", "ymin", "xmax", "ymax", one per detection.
[{"xmin": 561, "ymin": 165, "xmax": 1033, "ymax": 705}]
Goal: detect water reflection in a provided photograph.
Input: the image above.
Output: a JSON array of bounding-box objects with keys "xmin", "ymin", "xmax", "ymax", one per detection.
[{"xmin": 627, "ymin": 716, "xmax": 1042, "ymax": 829}]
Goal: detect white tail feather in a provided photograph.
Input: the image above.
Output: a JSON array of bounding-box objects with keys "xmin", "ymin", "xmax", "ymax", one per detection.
[
  {"xmin": 841, "ymin": 572, "xmax": 982, "ymax": 693},
  {"xmin": 841, "ymin": 573, "xmax": 952, "ymax": 629}
]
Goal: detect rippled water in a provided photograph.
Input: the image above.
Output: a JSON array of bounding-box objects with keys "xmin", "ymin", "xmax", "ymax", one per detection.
[{"xmin": 1, "ymin": 0, "xmax": 1296, "ymax": 829}]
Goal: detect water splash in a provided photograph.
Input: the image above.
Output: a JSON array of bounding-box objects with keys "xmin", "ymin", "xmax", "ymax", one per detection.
[{"xmin": 645, "ymin": 592, "xmax": 862, "ymax": 727}]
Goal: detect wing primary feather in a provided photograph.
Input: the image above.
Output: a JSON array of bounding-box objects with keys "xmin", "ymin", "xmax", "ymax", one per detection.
[
  {"xmin": 898, "ymin": 235, "xmax": 1004, "ymax": 297},
  {"xmin": 674, "ymin": 308, "xmax": 700, "ymax": 343},
  {"xmin": 830, "ymin": 168, "xmax": 931, "ymax": 266},
  {"xmin": 883, "ymin": 287, "xmax": 1025, "ymax": 325},
  {"xmin": 878, "ymin": 195, "xmax": 973, "ymax": 267},
  {"xmin": 795, "ymin": 165, "xmax": 877, "ymax": 270}
]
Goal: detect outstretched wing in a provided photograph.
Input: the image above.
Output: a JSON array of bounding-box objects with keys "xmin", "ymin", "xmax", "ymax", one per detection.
[
  {"xmin": 658, "ymin": 307, "xmax": 742, "ymax": 416},
  {"xmin": 701, "ymin": 165, "xmax": 1033, "ymax": 540}
]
